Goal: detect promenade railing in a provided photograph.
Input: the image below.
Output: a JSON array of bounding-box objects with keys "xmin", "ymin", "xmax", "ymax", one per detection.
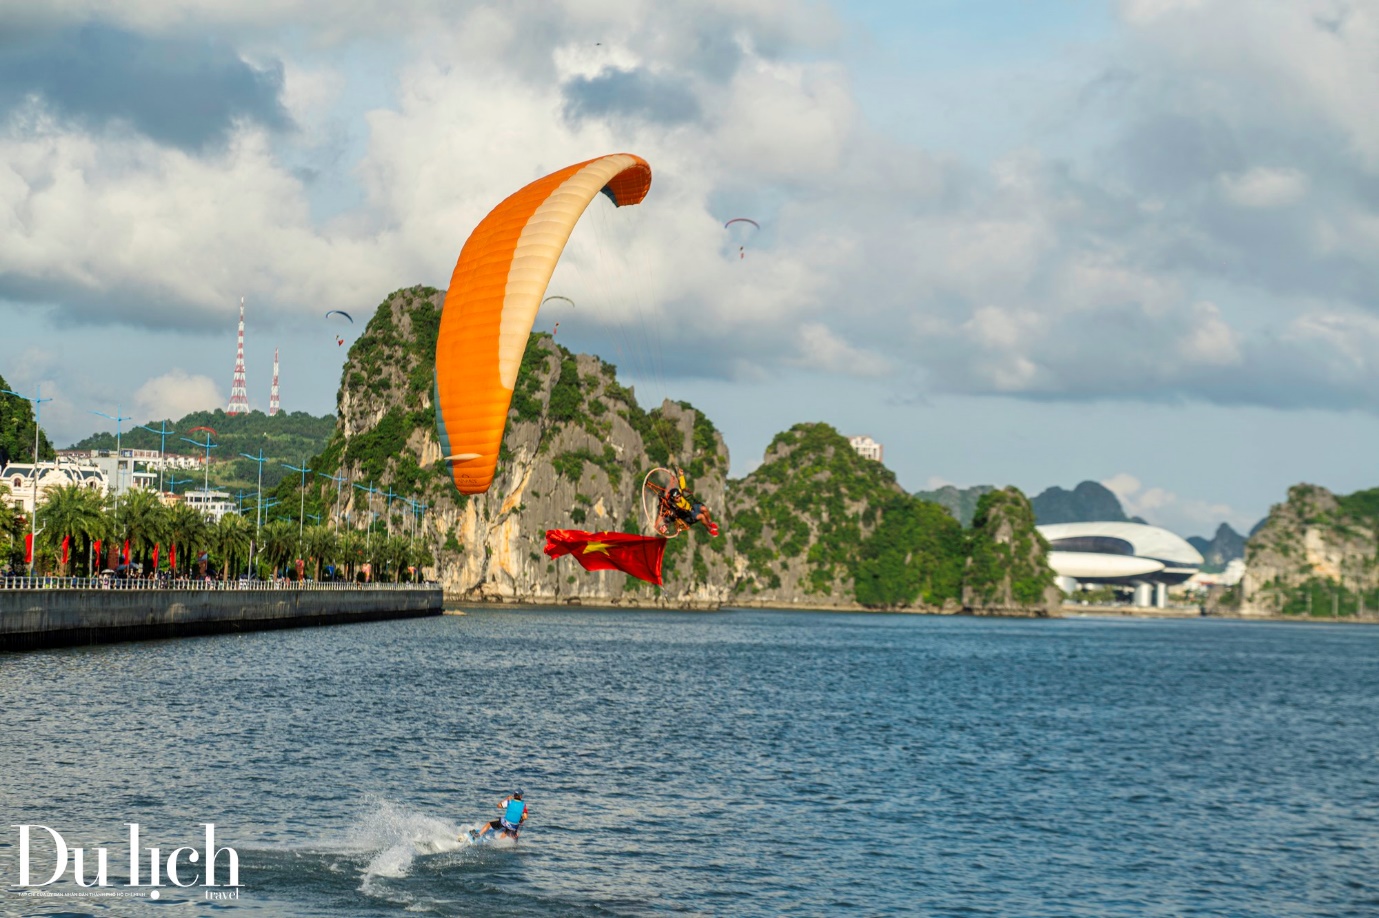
[{"xmin": 0, "ymin": 576, "xmax": 435, "ymax": 592}]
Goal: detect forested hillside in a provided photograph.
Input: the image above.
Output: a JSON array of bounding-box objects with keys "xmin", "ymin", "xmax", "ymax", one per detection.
[{"xmin": 69, "ymin": 409, "xmax": 336, "ymax": 491}]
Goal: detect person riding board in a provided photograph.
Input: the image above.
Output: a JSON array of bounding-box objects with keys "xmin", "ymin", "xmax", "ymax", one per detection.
[
  {"xmin": 470, "ymin": 789, "xmax": 528, "ymax": 841},
  {"xmin": 665, "ymin": 468, "xmax": 718, "ymax": 537}
]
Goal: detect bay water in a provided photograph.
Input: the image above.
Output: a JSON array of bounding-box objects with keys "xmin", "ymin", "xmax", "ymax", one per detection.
[{"xmin": 2, "ymin": 608, "xmax": 1376, "ymax": 916}]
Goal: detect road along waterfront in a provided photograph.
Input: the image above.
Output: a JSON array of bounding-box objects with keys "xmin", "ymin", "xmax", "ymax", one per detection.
[{"xmin": 0, "ymin": 578, "xmax": 441, "ymax": 650}]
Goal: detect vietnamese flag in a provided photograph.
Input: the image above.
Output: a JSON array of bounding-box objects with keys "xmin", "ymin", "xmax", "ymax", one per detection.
[
  {"xmin": 61, "ymin": 535, "xmax": 70, "ymax": 566},
  {"xmin": 122, "ymin": 540, "xmax": 130, "ymax": 565},
  {"xmin": 93, "ymin": 539, "xmax": 102, "ymax": 562},
  {"xmin": 24, "ymin": 532, "xmax": 33, "ymax": 564},
  {"xmin": 169, "ymin": 543, "xmax": 176, "ymax": 574},
  {"xmin": 151, "ymin": 543, "xmax": 160, "ymax": 570},
  {"xmin": 544, "ymin": 529, "xmax": 667, "ymax": 586}
]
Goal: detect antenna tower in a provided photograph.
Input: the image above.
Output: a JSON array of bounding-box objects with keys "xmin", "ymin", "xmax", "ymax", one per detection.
[
  {"xmin": 269, "ymin": 347, "xmax": 281, "ymax": 416},
  {"xmin": 226, "ymin": 298, "xmax": 251, "ymax": 415}
]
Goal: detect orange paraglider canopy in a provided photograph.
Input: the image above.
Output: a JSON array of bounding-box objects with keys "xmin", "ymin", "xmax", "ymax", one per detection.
[{"xmin": 434, "ymin": 153, "xmax": 652, "ymax": 494}]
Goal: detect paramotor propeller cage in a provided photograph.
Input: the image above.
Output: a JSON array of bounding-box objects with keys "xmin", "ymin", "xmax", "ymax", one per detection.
[{"xmin": 642, "ymin": 467, "xmax": 690, "ymax": 539}]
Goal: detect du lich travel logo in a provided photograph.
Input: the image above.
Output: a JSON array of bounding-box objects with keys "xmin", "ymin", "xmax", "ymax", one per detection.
[{"xmin": 8, "ymin": 823, "xmax": 243, "ymax": 902}]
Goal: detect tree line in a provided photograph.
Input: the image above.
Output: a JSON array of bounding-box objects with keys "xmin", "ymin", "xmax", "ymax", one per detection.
[{"xmin": 0, "ymin": 482, "xmax": 434, "ymax": 582}]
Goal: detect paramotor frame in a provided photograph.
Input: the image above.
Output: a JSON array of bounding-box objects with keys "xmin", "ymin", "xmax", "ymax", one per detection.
[{"xmin": 642, "ymin": 467, "xmax": 690, "ymax": 539}]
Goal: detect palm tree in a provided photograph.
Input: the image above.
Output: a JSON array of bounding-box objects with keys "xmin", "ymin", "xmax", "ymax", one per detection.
[
  {"xmin": 0, "ymin": 482, "xmax": 27, "ymax": 572},
  {"xmin": 212, "ymin": 513, "xmax": 252, "ymax": 582},
  {"xmin": 38, "ymin": 484, "xmax": 107, "ymax": 575},
  {"xmin": 167, "ymin": 503, "xmax": 209, "ymax": 578},
  {"xmin": 339, "ymin": 529, "xmax": 364, "ymax": 581},
  {"xmin": 303, "ymin": 524, "xmax": 335, "ymax": 581},
  {"xmin": 114, "ymin": 488, "xmax": 169, "ymax": 571},
  {"xmin": 260, "ymin": 519, "xmax": 296, "ymax": 578}
]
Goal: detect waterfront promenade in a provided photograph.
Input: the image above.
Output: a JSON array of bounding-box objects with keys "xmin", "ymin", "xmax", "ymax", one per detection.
[{"xmin": 0, "ymin": 577, "xmax": 442, "ymax": 651}]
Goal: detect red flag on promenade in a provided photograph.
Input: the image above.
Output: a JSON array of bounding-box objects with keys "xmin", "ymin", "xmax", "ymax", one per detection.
[
  {"xmin": 151, "ymin": 544, "xmax": 160, "ymax": 569},
  {"xmin": 544, "ymin": 529, "xmax": 667, "ymax": 586},
  {"xmin": 169, "ymin": 543, "xmax": 176, "ymax": 574},
  {"xmin": 61, "ymin": 535, "xmax": 70, "ymax": 566},
  {"xmin": 24, "ymin": 532, "xmax": 33, "ymax": 564},
  {"xmin": 122, "ymin": 540, "xmax": 130, "ymax": 565},
  {"xmin": 93, "ymin": 539, "xmax": 102, "ymax": 563}
]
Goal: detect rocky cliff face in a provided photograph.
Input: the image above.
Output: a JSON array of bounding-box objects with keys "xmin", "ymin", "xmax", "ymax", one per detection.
[
  {"xmin": 1241, "ymin": 484, "xmax": 1379, "ymax": 617},
  {"xmin": 325, "ymin": 287, "xmax": 729, "ymax": 606}
]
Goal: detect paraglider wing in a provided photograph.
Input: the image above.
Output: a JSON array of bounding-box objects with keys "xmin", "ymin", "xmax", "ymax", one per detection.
[
  {"xmin": 541, "ymin": 295, "xmax": 576, "ymax": 309},
  {"xmin": 435, "ymin": 153, "xmax": 652, "ymax": 494},
  {"xmin": 723, "ymin": 218, "xmax": 760, "ymax": 230},
  {"xmin": 325, "ymin": 310, "xmax": 354, "ymax": 323}
]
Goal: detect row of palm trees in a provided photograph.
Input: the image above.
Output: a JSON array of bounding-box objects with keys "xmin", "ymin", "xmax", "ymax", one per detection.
[{"xmin": 0, "ymin": 483, "xmax": 434, "ymax": 581}]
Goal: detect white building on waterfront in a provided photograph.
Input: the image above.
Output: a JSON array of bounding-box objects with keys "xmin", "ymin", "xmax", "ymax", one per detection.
[
  {"xmin": 1038, "ymin": 521, "xmax": 1205, "ymax": 608},
  {"xmin": 1, "ymin": 461, "xmax": 108, "ymax": 515},
  {"xmin": 848, "ymin": 435, "xmax": 884, "ymax": 462}
]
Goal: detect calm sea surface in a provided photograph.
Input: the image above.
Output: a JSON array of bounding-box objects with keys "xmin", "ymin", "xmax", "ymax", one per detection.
[{"xmin": 2, "ymin": 608, "xmax": 1377, "ymax": 916}]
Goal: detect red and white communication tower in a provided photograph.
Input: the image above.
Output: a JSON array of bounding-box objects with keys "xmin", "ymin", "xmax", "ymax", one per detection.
[
  {"xmin": 268, "ymin": 347, "xmax": 281, "ymax": 416},
  {"xmin": 226, "ymin": 298, "xmax": 251, "ymax": 415}
]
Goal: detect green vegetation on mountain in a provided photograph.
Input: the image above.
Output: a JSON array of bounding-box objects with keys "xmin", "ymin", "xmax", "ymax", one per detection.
[
  {"xmin": 729, "ymin": 423, "xmax": 906, "ymax": 596},
  {"xmin": 854, "ymin": 495, "xmax": 966, "ymax": 607},
  {"xmin": 964, "ymin": 488, "xmax": 1056, "ymax": 608},
  {"xmin": 0, "ymin": 374, "xmax": 56, "ymax": 466},
  {"xmin": 69, "ymin": 408, "xmax": 336, "ymax": 492}
]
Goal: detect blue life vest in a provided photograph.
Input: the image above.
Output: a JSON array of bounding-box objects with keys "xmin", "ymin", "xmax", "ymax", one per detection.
[{"xmin": 502, "ymin": 799, "xmax": 525, "ymax": 829}]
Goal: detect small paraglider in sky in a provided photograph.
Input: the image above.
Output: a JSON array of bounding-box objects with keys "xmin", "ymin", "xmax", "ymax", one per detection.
[
  {"xmin": 724, "ymin": 218, "xmax": 760, "ymax": 259},
  {"xmin": 325, "ymin": 309, "xmax": 353, "ymax": 323},
  {"xmin": 336, "ymin": 336, "xmax": 345, "ymax": 347}
]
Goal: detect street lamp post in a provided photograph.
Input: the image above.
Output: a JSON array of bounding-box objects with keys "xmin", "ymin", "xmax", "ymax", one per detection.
[
  {"xmin": 353, "ymin": 480, "xmax": 380, "ymax": 574},
  {"xmin": 283, "ymin": 461, "xmax": 313, "ymax": 545},
  {"xmin": 136, "ymin": 421, "xmax": 177, "ymax": 493},
  {"xmin": 239, "ymin": 449, "xmax": 269, "ymax": 577},
  {"xmin": 317, "ymin": 471, "xmax": 348, "ymax": 530},
  {"xmin": 1, "ymin": 385, "xmax": 52, "ymax": 576},
  {"xmin": 90, "ymin": 406, "xmax": 133, "ymax": 508},
  {"xmin": 166, "ymin": 474, "xmax": 193, "ymax": 495},
  {"xmin": 382, "ymin": 487, "xmax": 402, "ymax": 536},
  {"xmin": 180, "ymin": 429, "xmax": 219, "ymax": 496}
]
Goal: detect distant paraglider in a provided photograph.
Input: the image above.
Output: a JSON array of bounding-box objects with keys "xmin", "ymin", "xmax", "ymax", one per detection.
[
  {"xmin": 542, "ymin": 295, "xmax": 574, "ymax": 336},
  {"xmin": 724, "ymin": 217, "xmax": 760, "ymax": 259},
  {"xmin": 327, "ymin": 310, "xmax": 353, "ymax": 347}
]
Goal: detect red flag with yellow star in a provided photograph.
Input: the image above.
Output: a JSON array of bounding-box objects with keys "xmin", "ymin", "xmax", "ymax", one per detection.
[{"xmin": 544, "ymin": 529, "xmax": 667, "ymax": 586}]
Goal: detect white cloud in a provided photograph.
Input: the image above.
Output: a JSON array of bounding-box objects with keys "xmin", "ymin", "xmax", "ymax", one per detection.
[
  {"xmin": 1218, "ymin": 167, "xmax": 1309, "ymax": 208},
  {"xmin": 131, "ymin": 370, "xmax": 222, "ymax": 424},
  {"xmin": 1102, "ymin": 470, "xmax": 1244, "ymax": 535}
]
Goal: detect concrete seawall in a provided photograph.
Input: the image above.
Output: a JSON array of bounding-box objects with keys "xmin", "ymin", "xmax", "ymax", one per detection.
[{"xmin": 0, "ymin": 586, "xmax": 444, "ymax": 651}]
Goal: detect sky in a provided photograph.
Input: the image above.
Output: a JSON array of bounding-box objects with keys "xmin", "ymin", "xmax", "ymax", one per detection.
[{"xmin": 3, "ymin": 0, "xmax": 1379, "ymax": 538}]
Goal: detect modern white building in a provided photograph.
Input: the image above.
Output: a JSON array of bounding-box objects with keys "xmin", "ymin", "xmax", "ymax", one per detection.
[
  {"xmin": 1038, "ymin": 521, "xmax": 1205, "ymax": 608},
  {"xmin": 183, "ymin": 489, "xmax": 237, "ymax": 523},
  {"xmin": 848, "ymin": 435, "xmax": 884, "ymax": 462}
]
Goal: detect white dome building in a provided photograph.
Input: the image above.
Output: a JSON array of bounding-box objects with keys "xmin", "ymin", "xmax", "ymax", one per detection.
[{"xmin": 1037, "ymin": 521, "xmax": 1204, "ymax": 608}]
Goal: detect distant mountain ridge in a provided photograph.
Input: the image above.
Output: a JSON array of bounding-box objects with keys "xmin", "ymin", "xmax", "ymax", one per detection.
[
  {"xmin": 1030, "ymin": 481, "xmax": 1133, "ymax": 525},
  {"xmin": 913, "ymin": 484, "xmax": 993, "ymax": 527},
  {"xmin": 1188, "ymin": 524, "xmax": 1246, "ymax": 570}
]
